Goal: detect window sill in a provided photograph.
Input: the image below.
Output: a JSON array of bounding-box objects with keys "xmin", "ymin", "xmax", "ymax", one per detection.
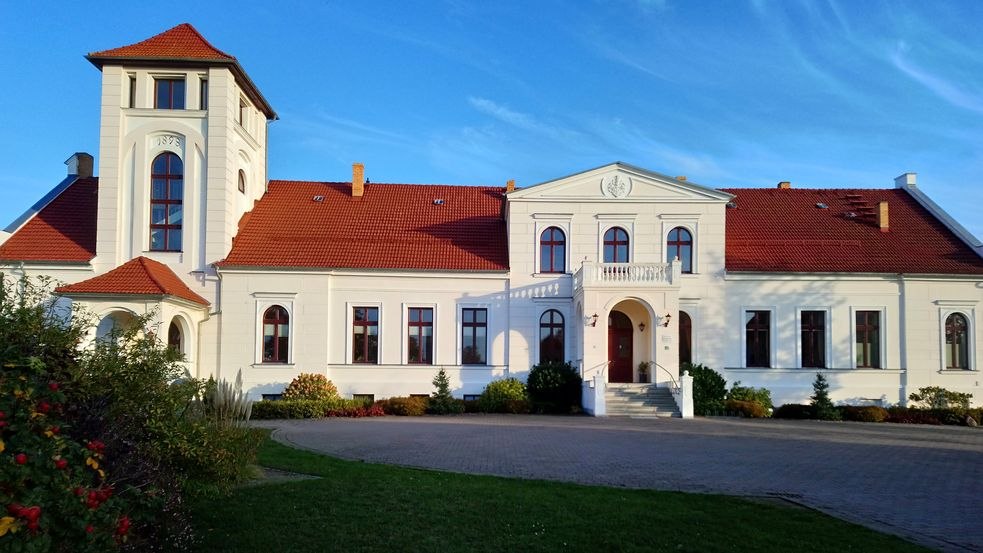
[
  {"xmin": 251, "ymin": 363, "xmax": 295, "ymax": 368},
  {"xmin": 533, "ymin": 272, "xmax": 569, "ymax": 278},
  {"xmin": 938, "ymin": 368, "xmax": 978, "ymax": 373}
]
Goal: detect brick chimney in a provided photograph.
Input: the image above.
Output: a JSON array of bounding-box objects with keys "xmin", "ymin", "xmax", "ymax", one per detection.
[
  {"xmin": 777, "ymin": 181, "xmax": 791, "ymax": 189},
  {"xmin": 65, "ymin": 152, "xmax": 94, "ymax": 178},
  {"xmin": 878, "ymin": 201, "xmax": 889, "ymax": 232},
  {"xmin": 506, "ymin": 179, "xmax": 515, "ymax": 193},
  {"xmin": 675, "ymin": 176, "xmax": 687, "ymax": 181},
  {"xmin": 352, "ymin": 162, "xmax": 364, "ymax": 197}
]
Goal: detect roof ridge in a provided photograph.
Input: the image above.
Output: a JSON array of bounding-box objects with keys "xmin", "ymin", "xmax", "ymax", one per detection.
[
  {"xmin": 136, "ymin": 256, "xmax": 169, "ymax": 295},
  {"xmin": 88, "ymin": 22, "xmax": 236, "ymax": 61}
]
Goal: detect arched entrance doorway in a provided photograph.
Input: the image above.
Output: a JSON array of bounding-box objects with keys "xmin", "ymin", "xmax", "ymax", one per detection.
[{"xmin": 608, "ymin": 310, "xmax": 633, "ymax": 383}]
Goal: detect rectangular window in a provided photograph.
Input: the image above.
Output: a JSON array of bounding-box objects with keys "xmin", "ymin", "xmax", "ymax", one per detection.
[
  {"xmin": 352, "ymin": 307, "xmax": 379, "ymax": 364},
  {"xmin": 745, "ymin": 310, "xmax": 770, "ymax": 367},
  {"xmin": 461, "ymin": 308, "xmax": 487, "ymax": 365},
  {"xmin": 800, "ymin": 311, "xmax": 826, "ymax": 368},
  {"xmin": 128, "ymin": 75, "xmax": 136, "ymax": 108},
  {"xmin": 199, "ymin": 79, "xmax": 208, "ymax": 110},
  {"xmin": 463, "ymin": 394, "xmax": 480, "ymax": 402},
  {"xmin": 154, "ymin": 78, "xmax": 185, "ymax": 109},
  {"xmin": 239, "ymin": 98, "xmax": 247, "ymax": 125},
  {"xmin": 856, "ymin": 311, "xmax": 881, "ymax": 368},
  {"xmin": 408, "ymin": 307, "xmax": 434, "ymax": 364}
]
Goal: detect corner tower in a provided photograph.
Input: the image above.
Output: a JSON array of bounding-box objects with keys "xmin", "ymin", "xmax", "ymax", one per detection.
[{"xmin": 86, "ymin": 23, "xmax": 276, "ymax": 291}]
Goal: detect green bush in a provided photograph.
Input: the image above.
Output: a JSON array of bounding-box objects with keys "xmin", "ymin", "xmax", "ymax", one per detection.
[
  {"xmin": 727, "ymin": 381, "xmax": 773, "ymax": 412},
  {"xmin": 810, "ymin": 373, "xmax": 840, "ymax": 421},
  {"xmin": 772, "ymin": 403, "xmax": 814, "ymax": 419},
  {"xmin": 462, "ymin": 399, "xmax": 481, "ymax": 413},
  {"xmin": 839, "ymin": 405, "xmax": 888, "ymax": 423},
  {"xmin": 725, "ymin": 399, "xmax": 768, "ymax": 418},
  {"xmin": 478, "ymin": 378, "xmax": 528, "ymax": 413},
  {"xmin": 526, "ymin": 361, "xmax": 582, "ymax": 414},
  {"xmin": 908, "ymin": 386, "xmax": 972, "ymax": 410},
  {"xmin": 685, "ymin": 363, "xmax": 726, "ymax": 415},
  {"xmin": 250, "ymin": 398, "xmax": 362, "ymax": 419},
  {"xmin": 376, "ymin": 396, "xmax": 428, "ymax": 416},
  {"xmin": 282, "ymin": 373, "xmax": 339, "ymax": 401},
  {"xmin": 429, "ymin": 369, "xmax": 464, "ymax": 414},
  {"xmin": 885, "ymin": 407, "xmax": 942, "ymax": 425}
]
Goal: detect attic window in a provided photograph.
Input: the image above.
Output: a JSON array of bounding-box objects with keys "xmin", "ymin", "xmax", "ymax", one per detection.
[
  {"xmin": 312, "ymin": 195, "xmax": 325, "ymax": 202},
  {"xmin": 433, "ymin": 199, "xmax": 445, "ymax": 205},
  {"xmin": 845, "ymin": 212, "xmax": 857, "ymax": 218},
  {"xmin": 816, "ymin": 203, "xmax": 828, "ymax": 209}
]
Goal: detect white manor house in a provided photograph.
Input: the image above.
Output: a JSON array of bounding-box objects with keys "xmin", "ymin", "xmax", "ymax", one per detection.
[{"xmin": 2, "ymin": 24, "xmax": 982, "ymax": 415}]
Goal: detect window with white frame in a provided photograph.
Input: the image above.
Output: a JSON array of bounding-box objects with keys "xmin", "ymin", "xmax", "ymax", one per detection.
[
  {"xmin": 745, "ymin": 310, "xmax": 771, "ymax": 368},
  {"xmin": 944, "ymin": 312, "xmax": 970, "ymax": 370},
  {"xmin": 461, "ymin": 308, "xmax": 487, "ymax": 365},
  {"xmin": 666, "ymin": 227, "xmax": 693, "ymax": 273},
  {"xmin": 262, "ymin": 305, "xmax": 290, "ymax": 364},
  {"xmin": 855, "ymin": 310, "xmax": 881, "ymax": 368},
  {"xmin": 352, "ymin": 306, "xmax": 379, "ymax": 364},
  {"xmin": 407, "ymin": 307, "xmax": 434, "ymax": 364},
  {"xmin": 800, "ymin": 310, "xmax": 827, "ymax": 369}
]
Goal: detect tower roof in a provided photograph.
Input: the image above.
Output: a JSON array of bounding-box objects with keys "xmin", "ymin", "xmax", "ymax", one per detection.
[{"xmin": 86, "ymin": 23, "xmax": 276, "ymax": 119}]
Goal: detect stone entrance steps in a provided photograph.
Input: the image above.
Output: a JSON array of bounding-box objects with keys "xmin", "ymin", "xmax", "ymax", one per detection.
[{"xmin": 605, "ymin": 383, "xmax": 680, "ymax": 417}]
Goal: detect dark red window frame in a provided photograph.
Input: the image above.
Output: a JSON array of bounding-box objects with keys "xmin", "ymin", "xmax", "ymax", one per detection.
[
  {"xmin": 855, "ymin": 311, "xmax": 880, "ymax": 368},
  {"xmin": 745, "ymin": 310, "xmax": 770, "ymax": 368},
  {"xmin": 154, "ymin": 78, "xmax": 185, "ymax": 109},
  {"xmin": 539, "ymin": 309, "xmax": 565, "ymax": 364},
  {"xmin": 262, "ymin": 305, "xmax": 289, "ymax": 364},
  {"xmin": 603, "ymin": 227, "xmax": 629, "ymax": 263},
  {"xmin": 945, "ymin": 313, "xmax": 969, "ymax": 370},
  {"xmin": 150, "ymin": 152, "xmax": 183, "ymax": 251},
  {"xmin": 461, "ymin": 308, "xmax": 487, "ymax": 365},
  {"xmin": 408, "ymin": 307, "xmax": 433, "ymax": 364},
  {"xmin": 352, "ymin": 307, "xmax": 379, "ymax": 364},
  {"xmin": 667, "ymin": 227, "xmax": 693, "ymax": 273},
  {"xmin": 800, "ymin": 311, "xmax": 826, "ymax": 368},
  {"xmin": 539, "ymin": 227, "xmax": 566, "ymax": 273}
]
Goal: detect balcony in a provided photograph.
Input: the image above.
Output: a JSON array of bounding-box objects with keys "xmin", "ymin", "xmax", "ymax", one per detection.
[{"xmin": 574, "ymin": 260, "xmax": 680, "ymax": 290}]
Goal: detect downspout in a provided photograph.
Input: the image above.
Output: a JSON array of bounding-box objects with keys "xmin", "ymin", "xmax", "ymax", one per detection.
[{"xmin": 898, "ymin": 273, "xmax": 908, "ymax": 406}]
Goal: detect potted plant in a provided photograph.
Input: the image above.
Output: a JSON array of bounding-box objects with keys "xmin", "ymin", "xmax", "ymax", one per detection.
[{"xmin": 637, "ymin": 362, "xmax": 651, "ymax": 383}]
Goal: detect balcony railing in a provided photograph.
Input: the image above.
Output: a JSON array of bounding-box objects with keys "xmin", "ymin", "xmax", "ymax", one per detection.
[{"xmin": 574, "ymin": 260, "xmax": 679, "ymax": 288}]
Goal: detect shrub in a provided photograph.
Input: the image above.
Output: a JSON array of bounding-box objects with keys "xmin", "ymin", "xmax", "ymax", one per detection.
[
  {"xmin": 772, "ymin": 403, "xmax": 814, "ymax": 419},
  {"xmin": 478, "ymin": 378, "xmax": 527, "ymax": 413},
  {"xmin": 526, "ymin": 361, "xmax": 582, "ymax": 414},
  {"xmin": 685, "ymin": 363, "xmax": 726, "ymax": 415},
  {"xmin": 885, "ymin": 407, "xmax": 942, "ymax": 425},
  {"xmin": 908, "ymin": 386, "xmax": 972, "ymax": 410},
  {"xmin": 839, "ymin": 405, "xmax": 889, "ymax": 423},
  {"xmin": 810, "ymin": 373, "xmax": 840, "ymax": 421},
  {"xmin": 429, "ymin": 369, "xmax": 463, "ymax": 414},
  {"xmin": 727, "ymin": 381, "xmax": 773, "ymax": 412},
  {"xmin": 202, "ymin": 369, "xmax": 254, "ymax": 424},
  {"xmin": 377, "ymin": 396, "xmax": 428, "ymax": 416},
  {"xmin": 250, "ymin": 398, "xmax": 362, "ymax": 419},
  {"xmin": 725, "ymin": 399, "xmax": 768, "ymax": 418},
  {"xmin": 325, "ymin": 405, "xmax": 385, "ymax": 418},
  {"xmin": 281, "ymin": 373, "xmax": 339, "ymax": 402},
  {"xmin": 462, "ymin": 399, "xmax": 481, "ymax": 413}
]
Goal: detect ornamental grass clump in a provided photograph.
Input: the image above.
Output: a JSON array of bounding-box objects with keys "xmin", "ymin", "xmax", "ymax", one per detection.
[{"xmin": 281, "ymin": 373, "xmax": 339, "ymax": 402}]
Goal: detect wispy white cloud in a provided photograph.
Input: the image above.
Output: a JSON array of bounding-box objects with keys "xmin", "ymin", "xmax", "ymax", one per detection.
[
  {"xmin": 467, "ymin": 97, "xmax": 579, "ymax": 142},
  {"xmin": 890, "ymin": 41, "xmax": 983, "ymax": 115}
]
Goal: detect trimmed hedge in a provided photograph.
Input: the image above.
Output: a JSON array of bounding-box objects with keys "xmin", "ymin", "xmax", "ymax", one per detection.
[
  {"xmin": 772, "ymin": 403, "xmax": 814, "ymax": 420},
  {"xmin": 376, "ymin": 396, "xmax": 429, "ymax": 416},
  {"xmin": 725, "ymin": 399, "xmax": 768, "ymax": 418},
  {"xmin": 839, "ymin": 405, "xmax": 889, "ymax": 423},
  {"xmin": 250, "ymin": 398, "xmax": 368, "ymax": 419}
]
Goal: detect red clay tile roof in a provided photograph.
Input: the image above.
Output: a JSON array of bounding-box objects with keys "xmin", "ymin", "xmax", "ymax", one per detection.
[
  {"xmin": 0, "ymin": 178, "xmax": 97, "ymax": 263},
  {"xmin": 56, "ymin": 257, "xmax": 209, "ymax": 306},
  {"xmin": 722, "ymin": 188, "xmax": 983, "ymax": 274},
  {"xmin": 87, "ymin": 23, "xmax": 235, "ymax": 61},
  {"xmin": 220, "ymin": 181, "xmax": 509, "ymax": 271}
]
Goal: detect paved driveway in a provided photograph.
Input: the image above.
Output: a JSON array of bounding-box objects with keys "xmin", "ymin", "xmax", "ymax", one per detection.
[{"xmin": 258, "ymin": 416, "xmax": 983, "ymax": 552}]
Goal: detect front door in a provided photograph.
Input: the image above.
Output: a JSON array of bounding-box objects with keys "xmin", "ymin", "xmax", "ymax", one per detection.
[{"xmin": 608, "ymin": 310, "xmax": 633, "ymax": 382}]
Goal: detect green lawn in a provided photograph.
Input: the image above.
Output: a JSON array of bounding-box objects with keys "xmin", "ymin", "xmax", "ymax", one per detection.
[{"xmin": 190, "ymin": 435, "xmax": 928, "ymax": 552}]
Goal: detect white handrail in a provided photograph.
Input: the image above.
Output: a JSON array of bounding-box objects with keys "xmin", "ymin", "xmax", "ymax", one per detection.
[{"xmin": 582, "ymin": 360, "xmax": 611, "ymax": 381}]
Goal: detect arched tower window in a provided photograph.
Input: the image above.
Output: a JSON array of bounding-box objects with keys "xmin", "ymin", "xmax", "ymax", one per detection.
[
  {"xmin": 262, "ymin": 305, "xmax": 290, "ymax": 363},
  {"xmin": 540, "ymin": 227, "xmax": 566, "ymax": 273},
  {"xmin": 603, "ymin": 227, "xmax": 629, "ymax": 263},
  {"xmin": 167, "ymin": 320, "xmax": 183, "ymax": 354},
  {"xmin": 539, "ymin": 310, "xmax": 565, "ymax": 364},
  {"xmin": 150, "ymin": 152, "xmax": 183, "ymax": 251},
  {"xmin": 667, "ymin": 227, "xmax": 693, "ymax": 273},
  {"xmin": 945, "ymin": 313, "xmax": 969, "ymax": 370},
  {"xmin": 238, "ymin": 169, "xmax": 246, "ymax": 194}
]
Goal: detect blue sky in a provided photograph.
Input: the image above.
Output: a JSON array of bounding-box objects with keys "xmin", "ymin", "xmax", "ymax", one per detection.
[{"xmin": 2, "ymin": 1, "xmax": 982, "ymax": 239}]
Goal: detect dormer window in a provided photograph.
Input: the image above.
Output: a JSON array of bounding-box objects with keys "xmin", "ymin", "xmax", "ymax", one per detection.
[{"xmin": 154, "ymin": 78, "xmax": 185, "ymax": 109}]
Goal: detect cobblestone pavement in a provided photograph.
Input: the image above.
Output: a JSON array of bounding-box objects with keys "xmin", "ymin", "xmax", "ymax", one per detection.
[{"xmin": 256, "ymin": 416, "xmax": 983, "ymax": 552}]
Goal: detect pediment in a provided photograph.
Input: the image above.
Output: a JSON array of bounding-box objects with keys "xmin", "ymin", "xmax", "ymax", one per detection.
[{"xmin": 508, "ymin": 162, "xmax": 733, "ymax": 203}]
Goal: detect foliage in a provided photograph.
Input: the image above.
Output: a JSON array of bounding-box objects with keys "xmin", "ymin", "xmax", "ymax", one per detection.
[
  {"xmin": 250, "ymin": 398, "xmax": 367, "ymax": 420},
  {"xmin": 685, "ymin": 363, "xmax": 726, "ymax": 415},
  {"xmin": 478, "ymin": 378, "xmax": 528, "ymax": 413},
  {"xmin": 907, "ymin": 386, "xmax": 972, "ymax": 410},
  {"xmin": 884, "ymin": 407, "xmax": 942, "ymax": 426},
  {"xmin": 461, "ymin": 399, "xmax": 481, "ymax": 413},
  {"xmin": 772, "ymin": 404, "xmax": 814, "ymax": 420},
  {"xmin": 376, "ymin": 397, "xmax": 429, "ymax": 416},
  {"xmin": 281, "ymin": 373, "xmax": 339, "ymax": 402},
  {"xmin": 727, "ymin": 381, "xmax": 773, "ymax": 412},
  {"xmin": 838, "ymin": 405, "xmax": 889, "ymax": 423},
  {"xmin": 725, "ymin": 399, "xmax": 769, "ymax": 418},
  {"xmin": 325, "ymin": 405, "xmax": 385, "ymax": 418},
  {"xmin": 809, "ymin": 373, "xmax": 840, "ymax": 421},
  {"xmin": 202, "ymin": 369, "xmax": 253, "ymax": 425},
  {"xmin": 428, "ymin": 369, "xmax": 463, "ymax": 414},
  {"xmin": 526, "ymin": 361, "xmax": 582, "ymax": 414}
]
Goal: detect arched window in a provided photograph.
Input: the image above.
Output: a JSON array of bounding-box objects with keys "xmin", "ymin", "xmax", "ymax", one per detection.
[
  {"xmin": 262, "ymin": 305, "xmax": 289, "ymax": 363},
  {"xmin": 539, "ymin": 310, "xmax": 564, "ymax": 364},
  {"xmin": 945, "ymin": 313, "xmax": 969, "ymax": 370},
  {"xmin": 238, "ymin": 169, "xmax": 246, "ymax": 194},
  {"xmin": 603, "ymin": 227, "xmax": 629, "ymax": 263},
  {"xmin": 679, "ymin": 311, "xmax": 692, "ymax": 366},
  {"xmin": 540, "ymin": 227, "xmax": 566, "ymax": 273},
  {"xmin": 150, "ymin": 152, "xmax": 183, "ymax": 251},
  {"xmin": 167, "ymin": 320, "xmax": 183, "ymax": 354},
  {"xmin": 667, "ymin": 227, "xmax": 693, "ymax": 273}
]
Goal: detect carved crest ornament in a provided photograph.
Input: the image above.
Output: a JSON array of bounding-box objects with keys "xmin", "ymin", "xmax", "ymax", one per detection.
[{"xmin": 601, "ymin": 174, "xmax": 631, "ymax": 198}]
